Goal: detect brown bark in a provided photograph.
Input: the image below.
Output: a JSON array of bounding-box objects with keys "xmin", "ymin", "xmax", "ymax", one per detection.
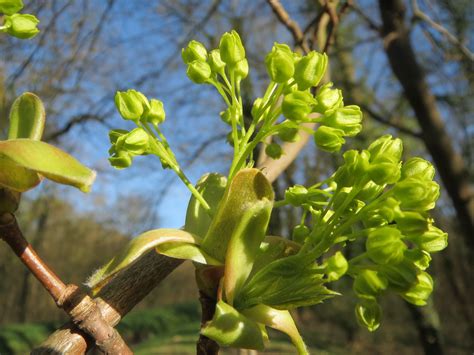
[
  {"xmin": 196, "ymin": 290, "xmax": 220, "ymax": 355},
  {"xmin": 378, "ymin": 0, "xmax": 474, "ymax": 246}
]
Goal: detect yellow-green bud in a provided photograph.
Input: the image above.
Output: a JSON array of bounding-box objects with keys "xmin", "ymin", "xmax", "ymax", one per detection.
[
  {"xmin": 285, "ymin": 185, "xmax": 308, "ymax": 206},
  {"xmin": 4, "ymin": 13, "xmax": 39, "ymax": 39},
  {"xmin": 115, "ymin": 89, "xmax": 149, "ymax": 121},
  {"xmin": 278, "ymin": 127, "xmax": 299, "ymax": 142},
  {"xmin": 294, "ymin": 51, "xmax": 328, "ymax": 90},
  {"xmin": 355, "ymin": 299, "xmax": 382, "ymax": 332},
  {"xmin": 234, "ymin": 58, "xmax": 249, "ymax": 81},
  {"xmin": 409, "ymin": 225, "xmax": 448, "ymax": 253},
  {"xmin": 404, "ymin": 249, "xmax": 431, "ymax": 270},
  {"xmin": 380, "ymin": 259, "xmax": 418, "ymax": 291},
  {"xmin": 0, "ymin": 0, "xmax": 23, "ymax": 15},
  {"xmin": 187, "ymin": 60, "xmax": 212, "ymax": 84},
  {"xmin": 292, "ymin": 224, "xmax": 310, "ymax": 244},
  {"xmin": 367, "ymin": 135, "xmax": 403, "ymax": 164},
  {"xmin": 108, "ymin": 129, "xmax": 128, "ymax": 145},
  {"xmin": 394, "ymin": 211, "xmax": 429, "ymax": 236},
  {"xmin": 357, "ymin": 181, "xmax": 384, "ymax": 201},
  {"xmin": 325, "ymin": 251, "xmax": 348, "ymax": 282},
  {"xmin": 367, "ymin": 162, "xmax": 401, "ymax": 185},
  {"xmin": 366, "ymin": 227, "xmax": 406, "ymax": 264},
  {"xmin": 282, "ymin": 91, "xmax": 314, "ymax": 122},
  {"xmin": 401, "ymin": 271, "xmax": 433, "ymax": 306},
  {"xmin": 393, "ymin": 178, "xmax": 440, "ymax": 211},
  {"xmin": 353, "ymin": 270, "xmax": 388, "ymax": 299},
  {"xmin": 401, "ymin": 157, "xmax": 435, "ymax": 181},
  {"xmin": 322, "ymin": 105, "xmax": 363, "ymax": 137},
  {"xmin": 314, "ymin": 82, "xmax": 343, "ymax": 113},
  {"xmin": 208, "ymin": 49, "xmax": 226, "ymax": 75},
  {"xmin": 123, "ymin": 128, "xmax": 150, "ymax": 155},
  {"xmin": 143, "ymin": 99, "xmax": 165, "ymax": 126},
  {"xmin": 265, "ymin": 43, "xmax": 294, "ymax": 83},
  {"xmin": 265, "ymin": 143, "xmax": 283, "ymax": 160},
  {"xmin": 109, "ymin": 150, "xmax": 133, "ymax": 169},
  {"xmin": 219, "ymin": 30, "xmax": 245, "ymax": 65},
  {"xmin": 182, "ymin": 40, "xmax": 207, "ymax": 64},
  {"xmin": 314, "ymin": 126, "xmax": 345, "ymax": 153}
]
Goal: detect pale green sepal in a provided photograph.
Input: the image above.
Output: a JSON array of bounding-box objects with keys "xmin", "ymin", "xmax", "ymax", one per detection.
[
  {"xmin": 242, "ymin": 304, "xmax": 308, "ymax": 355},
  {"xmin": 0, "ymin": 155, "xmax": 41, "ymax": 192},
  {"xmin": 86, "ymin": 228, "xmax": 201, "ymax": 294},
  {"xmin": 0, "ymin": 139, "xmax": 95, "ymax": 192},
  {"xmin": 156, "ymin": 242, "xmax": 222, "ymax": 266},
  {"xmin": 184, "ymin": 172, "xmax": 227, "ymax": 238},
  {"xmin": 201, "ymin": 300, "xmax": 266, "ymax": 351},
  {"xmin": 8, "ymin": 92, "xmax": 45, "ymax": 140}
]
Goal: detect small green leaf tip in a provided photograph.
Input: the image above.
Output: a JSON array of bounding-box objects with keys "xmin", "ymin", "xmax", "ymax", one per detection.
[
  {"xmin": 0, "ymin": 0, "xmax": 24, "ymax": 15},
  {"xmin": 3, "ymin": 13, "xmax": 39, "ymax": 39},
  {"xmin": 8, "ymin": 92, "xmax": 45, "ymax": 140}
]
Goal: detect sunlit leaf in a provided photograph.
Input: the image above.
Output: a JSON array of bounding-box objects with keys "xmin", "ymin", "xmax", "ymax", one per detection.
[
  {"xmin": 156, "ymin": 242, "xmax": 222, "ymax": 265},
  {"xmin": 0, "ymin": 155, "xmax": 41, "ymax": 192},
  {"xmin": 0, "ymin": 139, "xmax": 96, "ymax": 192},
  {"xmin": 8, "ymin": 92, "xmax": 45, "ymax": 140}
]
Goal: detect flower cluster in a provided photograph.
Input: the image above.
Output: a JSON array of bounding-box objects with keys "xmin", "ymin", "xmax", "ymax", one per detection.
[
  {"xmin": 284, "ymin": 135, "xmax": 447, "ymax": 331},
  {"xmin": 0, "ymin": 0, "xmax": 39, "ymax": 39}
]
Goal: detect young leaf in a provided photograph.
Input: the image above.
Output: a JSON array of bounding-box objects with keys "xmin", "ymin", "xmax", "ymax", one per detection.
[
  {"xmin": 201, "ymin": 300, "xmax": 267, "ymax": 351},
  {"xmin": 0, "ymin": 139, "xmax": 95, "ymax": 192},
  {"xmin": 8, "ymin": 92, "xmax": 45, "ymax": 140},
  {"xmin": 242, "ymin": 304, "xmax": 308, "ymax": 355},
  {"xmin": 156, "ymin": 242, "xmax": 222, "ymax": 266},
  {"xmin": 0, "ymin": 155, "xmax": 41, "ymax": 192},
  {"xmin": 87, "ymin": 228, "xmax": 204, "ymax": 294}
]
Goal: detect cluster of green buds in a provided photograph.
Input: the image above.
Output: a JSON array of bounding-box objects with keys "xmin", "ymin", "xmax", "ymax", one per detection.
[
  {"xmin": 282, "ymin": 135, "xmax": 447, "ymax": 331},
  {"xmin": 0, "ymin": 0, "xmax": 39, "ymax": 39}
]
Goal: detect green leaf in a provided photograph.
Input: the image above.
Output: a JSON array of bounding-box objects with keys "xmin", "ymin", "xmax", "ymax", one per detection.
[
  {"xmin": 201, "ymin": 168, "xmax": 274, "ymax": 262},
  {"xmin": 156, "ymin": 242, "xmax": 222, "ymax": 266},
  {"xmin": 8, "ymin": 92, "xmax": 45, "ymax": 140},
  {"xmin": 184, "ymin": 172, "xmax": 227, "ymax": 238},
  {"xmin": 242, "ymin": 304, "xmax": 308, "ymax": 355},
  {"xmin": 87, "ymin": 228, "xmax": 204, "ymax": 294},
  {"xmin": 201, "ymin": 300, "xmax": 267, "ymax": 351},
  {"xmin": 0, "ymin": 155, "xmax": 41, "ymax": 192},
  {"xmin": 0, "ymin": 139, "xmax": 96, "ymax": 192}
]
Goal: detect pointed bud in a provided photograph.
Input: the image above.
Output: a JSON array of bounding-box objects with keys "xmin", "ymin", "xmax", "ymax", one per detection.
[
  {"xmin": 143, "ymin": 99, "xmax": 165, "ymax": 126},
  {"xmin": 322, "ymin": 105, "xmax": 363, "ymax": 137},
  {"xmin": 109, "ymin": 150, "xmax": 133, "ymax": 169},
  {"xmin": 282, "ymin": 91, "xmax": 314, "ymax": 122},
  {"xmin": 353, "ymin": 270, "xmax": 388, "ymax": 299},
  {"xmin": 401, "ymin": 157, "xmax": 435, "ymax": 181},
  {"xmin": 326, "ymin": 252, "xmax": 348, "ymax": 282},
  {"xmin": 4, "ymin": 14, "xmax": 39, "ymax": 39},
  {"xmin": 408, "ymin": 225, "xmax": 448, "ymax": 253},
  {"xmin": 366, "ymin": 227, "xmax": 406, "ymax": 264},
  {"xmin": 187, "ymin": 60, "xmax": 212, "ymax": 84},
  {"xmin": 182, "ymin": 40, "xmax": 207, "ymax": 64},
  {"xmin": 115, "ymin": 89, "xmax": 149, "ymax": 121},
  {"xmin": 367, "ymin": 135, "xmax": 403, "ymax": 164},
  {"xmin": 265, "ymin": 43, "xmax": 295, "ymax": 83},
  {"xmin": 314, "ymin": 82, "xmax": 343, "ymax": 113},
  {"xmin": 219, "ymin": 30, "xmax": 245, "ymax": 65},
  {"xmin": 401, "ymin": 271, "xmax": 433, "ymax": 306},
  {"xmin": 294, "ymin": 51, "xmax": 328, "ymax": 90},
  {"xmin": 265, "ymin": 143, "xmax": 283, "ymax": 160},
  {"xmin": 355, "ymin": 299, "xmax": 382, "ymax": 332},
  {"xmin": 0, "ymin": 0, "xmax": 23, "ymax": 15},
  {"xmin": 314, "ymin": 126, "xmax": 345, "ymax": 152}
]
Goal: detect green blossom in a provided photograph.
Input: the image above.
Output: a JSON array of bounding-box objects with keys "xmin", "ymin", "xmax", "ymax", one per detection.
[
  {"xmin": 3, "ymin": 13, "xmax": 39, "ymax": 39},
  {"xmin": 265, "ymin": 43, "xmax": 295, "ymax": 83},
  {"xmin": 294, "ymin": 51, "xmax": 328, "ymax": 90}
]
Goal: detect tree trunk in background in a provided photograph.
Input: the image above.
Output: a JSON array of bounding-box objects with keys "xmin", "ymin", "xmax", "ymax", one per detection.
[
  {"xmin": 378, "ymin": 0, "xmax": 474, "ymax": 248},
  {"xmin": 407, "ymin": 302, "xmax": 444, "ymax": 355}
]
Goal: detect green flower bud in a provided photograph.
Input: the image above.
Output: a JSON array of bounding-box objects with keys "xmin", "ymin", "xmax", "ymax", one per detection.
[
  {"xmin": 366, "ymin": 227, "xmax": 406, "ymax": 264},
  {"xmin": 187, "ymin": 60, "xmax": 212, "ymax": 84},
  {"xmin": 314, "ymin": 126, "xmax": 345, "ymax": 153},
  {"xmin": 282, "ymin": 91, "xmax": 314, "ymax": 122},
  {"xmin": 380, "ymin": 259, "xmax": 418, "ymax": 291},
  {"xmin": 221, "ymin": 106, "xmax": 239, "ymax": 125},
  {"xmin": 394, "ymin": 211, "xmax": 429, "ymax": 236},
  {"xmin": 277, "ymin": 127, "xmax": 299, "ymax": 142},
  {"xmin": 408, "ymin": 225, "xmax": 448, "ymax": 253},
  {"xmin": 401, "ymin": 271, "xmax": 433, "ymax": 306},
  {"xmin": 142, "ymin": 99, "xmax": 165, "ymax": 126},
  {"xmin": 367, "ymin": 162, "xmax": 401, "ymax": 185},
  {"xmin": 219, "ymin": 30, "xmax": 245, "ymax": 65},
  {"xmin": 123, "ymin": 128, "xmax": 150, "ymax": 155},
  {"xmin": 0, "ymin": 0, "xmax": 23, "ymax": 15},
  {"xmin": 265, "ymin": 43, "xmax": 295, "ymax": 83},
  {"xmin": 265, "ymin": 143, "xmax": 283, "ymax": 160},
  {"xmin": 109, "ymin": 150, "xmax": 133, "ymax": 169},
  {"xmin": 401, "ymin": 157, "xmax": 435, "ymax": 181},
  {"xmin": 108, "ymin": 129, "xmax": 129, "ymax": 145},
  {"xmin": 355, "ymin": 299, "xmax": 382, "ymax": 332},
  {"xmin": 115, "ymin": 89, "xmax": 149, "ymax": 121},
  {"xmin": 4, "ymin": 14, "xmax": 39, "ymax": 39},
  {"xmin": 362, "ymin": 198, "xmax": 400, "ymax": 228},
  {"xmin": 181, "ymin": 40, "xmax": 207, "ymax": 64},
  {"xmin": 234, "ymin": 58, "xmax": 249, "ymax": 81},
  {"xmin": 357, "ymin": 181, "xmax": 384, "ymax": 201},
  {"xmin": 251, "ymin": 98, "xmax": 264, "ymax": 120},
  {"xmin": 294, "ymin": 51, "xmax": 328, "ymax": 90},
  {"xmin": 208, "ymin": 49, "xmax": 226, "ymax": 75},
  {"xmin": 322, "ymin": 105, "xmax": 363, "ymax": 137},
  {"xmin": 367, "ymin": 135, "xmax": 403, "ymax": 164},
  {"xmin": 326, "ymin": 251, "xmax": 348, "ymax": 282},
  {"xmin": 292, "ymin": 224, "xmax": 310, "ymax": 244},
  {"xmin": 334, "ymin": 150, "xmax": 370, "ymax": 187},
  {"xmin": 314, "ymin": 82, "xmax": 343, "ymax": 113},
  {"xmin": 285, "ymin": 185, "xmax": 308, "ymax": 206},
  {"xmin": 393, "ymin": 178, "xmax": 440, "ymax": 211},
  {"xmin": 226, "ymin": 131, "xmax": 235, "ymax": 147},
  {"xmin": 404, "ymin": 249, "xmax": 431, "ymax": 270},
  {"xmin": 353, "ymin": 270, "xmax": 388, "ymax": 299}
]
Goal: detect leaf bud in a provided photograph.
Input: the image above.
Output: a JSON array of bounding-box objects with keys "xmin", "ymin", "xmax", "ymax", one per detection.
[
  {"xmin": 292, "ymin": 224, "xmax": 310, "ymax": 244},
  {"xmin": 314, "ymin": 126, "xmax": 345, "ymax": 153},
  {"xmin": 294, "ymin": 51, "xmax": 328, "ymax": 90},
  {"xmin": 0, "ymin": 0, "xmax": 23, "ymax": 15},
  {"xmin": 393, "ymin": 178, "xmax": 440, "ymax": 211},
  {"xmin": 282, "ymin": 91, "xmax": 314, "ymax": 122},
  {"xmin": 285, "ymin": 185, "xmax": 308, "ymax": 206},
  {"xmin": 394, "ymin": 210, "xmax": 429, "ymax": 236},
  {"xmin": 366, "ymin": 227, "xmax": 406, "ymax": 264},
  {"xmin": 142, "ymin": 99, "xmax": 165, "ymax": 126},
  {"xmin": 278, "ymin": 126, "xmax": 299, "ymax": 142},
  {"xmin": 353, "ymin": 270, "xmax": 388, "ymax": 299},
  {"xmin": 355, "ymin": 299, "xmax": 382, "ymax": 332},
  {"xmin": 404, "ymin": 249, "xmax": 431, "ymax": 271},
  {"xmin": 187, "ymin": 60, "xmax": 212, "ymax": 84},
  {"xmin": 115, "ymin": 89, "xmax": 149, "ymax": 121},
  {"xmin": 208, "ymin": 49, "xmax": 226, "ymax": 75},
  {"xmin": 367, "ymin": 135, "xmax": 403, "ymax": 164},
  {"xmin": 3, "ymin": 13, "xmax": 39, "ymax": 39},
  {"xmin": 325, "ymin": 251, "xmax": 348, "ymax": 282},
  {"xmin": 182, "ymin": 40, "xmax": 207, "ymax": 64},
  {"xmin": 265, "ymin": 143, "xmax": 283, "ymax": 160},
  {"xmin": 314, "ymin": 82, "xmax": 343, "ymax": 113},
  {"xmin": 322, "ymin": 105, "xmax": 363, "ymax": 137},
  {"xmin": 219, "ymin": 30, "xmax": 245, "ymax": 65},
  {"xmin": 401, "ymin": 271, "xmax": 433, "ymax": 306},
  {"xmin": 401, "ymin": 157, "xmax": 435, "ymax": 181},
  {"xmin": 265, "ymin": 43, "xmax": 295, "ymax": 83},
  {"xmin": 408, "ymin": 225, "xmax": 448, "ymax": 253},
  {"xmin": 109, "ymin": 150, "xmax": 133, "ymax": 169}
]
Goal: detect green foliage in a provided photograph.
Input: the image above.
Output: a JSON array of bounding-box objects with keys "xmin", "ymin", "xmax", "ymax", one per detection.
[{"xmin": 0, "ymin": 1, "xmax": 39, "ymax": 39}]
